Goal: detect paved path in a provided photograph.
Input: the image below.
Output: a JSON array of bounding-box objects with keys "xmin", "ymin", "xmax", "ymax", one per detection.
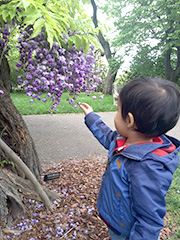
[{"xmin": 23, "ymin": 113, "xmax": 180, "ymax": 165}]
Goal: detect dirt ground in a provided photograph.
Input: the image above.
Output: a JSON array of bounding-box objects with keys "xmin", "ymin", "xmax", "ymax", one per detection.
[{"xmin": 2, "ymin": 156, "xmax": 178, "ymax": 239}]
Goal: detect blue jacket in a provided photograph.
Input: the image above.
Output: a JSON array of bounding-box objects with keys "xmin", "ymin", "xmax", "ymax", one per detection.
[{"xmin": 84, "ymin": 112, "xmax": 180, "ymax": 240}]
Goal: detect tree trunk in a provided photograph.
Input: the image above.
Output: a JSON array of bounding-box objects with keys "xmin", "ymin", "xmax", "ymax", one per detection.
[
  {"xmin": 164, "ymin": 47, "xmax": 180, "ymax": 83},
  {"xmin": 0, "ymin": 50, "xmax": 41, "ymax": 180},
  {"xmin": 103, "ymin": 69, "xmax": 117, "ymax": 95},
  {"xmin": 0, "ymin": 168, "xmax": 59, "ymax": 229},
  {"xmin": 91, "ymin": 0, "xmax": 119, "ymax": 95}
]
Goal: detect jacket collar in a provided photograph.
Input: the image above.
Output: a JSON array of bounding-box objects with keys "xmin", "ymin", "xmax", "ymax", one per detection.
[{"xmin": 116, "ymin": 134, "xmax": 180, "ymax": 161}]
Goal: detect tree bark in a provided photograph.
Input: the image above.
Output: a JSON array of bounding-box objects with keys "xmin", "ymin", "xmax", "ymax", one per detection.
[
  {"xmin": 91, "ymin": 0, "xmax": 118, "ymax": 95},
  {"xmin": 0, "ymin": 167, "xmax": 60, "ymax": 230},
  {"xmin": 0, "ymin": 50, "xmax": 41, "ymax": 180},
  {"xmin": 164, "ymin": 46, "xmax": 180, "ymax": 83},
  {"xmin": 0, "ymin": 138, "xmax": 53, "ymax": 211},
  {"xmin": 103, "ymin": 69, "xmax": 117, "ymax": 96},
  {"xmin": 0, "ymin": 49, "xmax": 53, "ymax": 236}
]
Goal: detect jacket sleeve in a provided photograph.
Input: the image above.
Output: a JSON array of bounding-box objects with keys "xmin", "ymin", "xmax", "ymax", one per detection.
[
  {"xmin": 84, "ymin": 112, "xmax": 117, "ymax": 150},
  {"xmin": 128, "ymin": 159, "xmax": 172, "ymax": 240}
]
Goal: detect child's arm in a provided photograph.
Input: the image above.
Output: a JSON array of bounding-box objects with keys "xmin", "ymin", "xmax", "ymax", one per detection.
[{"xmin": 80, "ymin": 103, "xmax": 117, "ymax": 150}]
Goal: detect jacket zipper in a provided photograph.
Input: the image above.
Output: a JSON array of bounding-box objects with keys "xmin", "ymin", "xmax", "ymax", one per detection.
[
  {"xmin": 98, "ymin": 150, "xmax": 119, "ymax": 210},
  {"xmin": 98, "ymin": 144, "xmax": 138, "ymax": 211}
]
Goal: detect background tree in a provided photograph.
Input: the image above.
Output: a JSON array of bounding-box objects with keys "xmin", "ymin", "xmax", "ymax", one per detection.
[
  {"xmin": 90, "ymin": 0, "xmax": 123, "ymax": 95},
  {"xmin": 127, "ymin": 45, "xmax": 165, "ymax": 80},
  {"xmin": 101, "ymin": 0, "xmax": 180, "ymax": 83}
]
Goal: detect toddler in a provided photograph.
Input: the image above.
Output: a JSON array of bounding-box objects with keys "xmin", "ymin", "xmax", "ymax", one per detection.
[{"xmin": 80, "ymin": 76, "xmax": 180, "ymax": 240}]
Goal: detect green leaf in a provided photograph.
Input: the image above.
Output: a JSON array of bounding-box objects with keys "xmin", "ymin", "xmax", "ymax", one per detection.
[
  {"xmin": 43, "ymin": 11, "xmax": 65, "ymax": 33},
  {"xmin": 2, "ymin": 10, "xmax": 9, "ymax": 22},
  {"xmin": 88, "ymin": 35, "xmax": 101, "ymax": 49},
  {"xmin": 45, "ymin": 22, "xmax": 54, "ymax": 48},
  {"xmin": 23, "ymin": 9, "xmax": 42, "ymax": 25},
  {"xmin": 30, "ymin": 18, "xmax": 45, "ymax": 38},
  {"xmin": 9, "ymin": 10, "xmax": 16, "ymax": 20},
  {"xmin": 68, "ymin": 37, "xmax": 74, "ymax": 49},
  {"xmin": 82, "ymin": 37, "xmax": 89, "ymax": 54},
  {"xmin": 0, "ymin": 16, "xmax": 4, "ymax": 25},
  {"xmin": 74, "ymin": 35, "xmax": 82, "ymax": 51},
  {"xmin": 22, "ymin": 0, "xmax": 31, "ymax": 10},
  {"xmin": 35, "ymin": 0, "xmax": 44, "ymax": 4}
]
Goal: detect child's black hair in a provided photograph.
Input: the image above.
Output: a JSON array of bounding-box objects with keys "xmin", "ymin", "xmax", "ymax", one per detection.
[{"xmin": 119, "ymin": 76, "xmax": 180, "ymax": 137}]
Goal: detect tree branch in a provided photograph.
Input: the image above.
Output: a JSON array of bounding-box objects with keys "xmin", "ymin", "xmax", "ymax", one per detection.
[
  {"xmin": 0, "ymin": 138, "xmax": 53, "ymax": 211},
  {"xmin": 176, "ymin": 46, "xmax": 180, "ymax": 69},
  {"xmin": 90, "ymin": 0, "xmax": 112, "ymax": 60},
  {"xmin": 164, "ymin": 48, "xmax": 173, "ymax": 80},
  {"xmin": 174, "ymin": 47, "xmax": 180, "ymax": 80}
]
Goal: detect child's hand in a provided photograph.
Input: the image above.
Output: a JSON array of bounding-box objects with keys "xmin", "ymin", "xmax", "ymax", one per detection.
[{"xmin": 79, "ymin": 103, "xmax": 93, "ymax": 115}]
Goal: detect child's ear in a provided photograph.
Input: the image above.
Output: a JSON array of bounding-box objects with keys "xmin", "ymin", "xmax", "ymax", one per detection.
[{"xmin": 126, "ymin": 112, "xmax": 135, "ymax": 128}]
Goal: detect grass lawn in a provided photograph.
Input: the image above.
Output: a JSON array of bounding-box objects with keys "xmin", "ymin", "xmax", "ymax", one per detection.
[
  {"xmin": 165, "ymin": 156, "xmax": 180, "ymax": 240},
  {"xmin": 11, "ymin": 92, "xmax": 117, "ymax": 115}
]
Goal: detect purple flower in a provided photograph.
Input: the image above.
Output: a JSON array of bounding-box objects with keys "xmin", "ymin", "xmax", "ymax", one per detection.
[
  {"xmin": 33, "ymin": 213, "xmax": 38, "ymax": 217},
  {"xmin": 17, "ymin": 7, "xmax": 22, "ymax": 12},
  {"xmin": 28, "ymin": 64, "xmax": 35, "ymax": 71},
  {"xmin": 31, "ymin": 219, "xmax": 39, "ymax": 224},
  {"xmin": 27, "ymin": 91, "xmax": 32, "ymax": 97},
  {"xmin": 70, "ymin": 99, "xmax": 74, "ymax": 104},
  {"xmin": 16, "ymin": 29, "xmax": 103, "ymax": 111},
  {"xmin": 90, "ymin": 44, "xmax": 95, "ymax": 51},
  {"xmin": 53, "ymin": 42, "xmax": 59, "ymax": 49},
  {"xmin": 43, "ymin": 48, "xmax": 49, "ymax": 55},
  {"xmin": 99, "ymin": 95, "xmax": 104, "ymax": 99},
  {"xmin": 16, "ymin": 62, "xmax": 22, "ymax": 67},
  {"xmin": 58, "ymin": 56, "xmax": 66, "ymax": 65},
  {"xmin": 42, "ymin": 98, "xmax": 47, "ymax": 102},
  {"xmin": 0, "ymin": 90, "xmax": 4, "ymax": 95},
  {"xmin": 92, "ymin": 96, "xmax": 96, "ymax": 100},
  {"xmin": 26, "ymin": 73, "xmax": 33, "ymax": 80},
  {"xmin": 48, "ymin": 58, "xmax": 55, "ymax": 64},
  {"xmin": 44, "ymin": 86, "xmax": 49, "ymax": 90},
  {"xmin": 23, "ymin": 80, "xmax": 29, "ymax": 85},
  {"xmin": 13, "ymin": 232, "xmax": 21, "ymax": 236},
  {"xmin": 33, "ymin": 87, "xmax": 38, "ymax": 92},
  {"xmin": 45, "ymin": 234, "xmax": 51, "ymax": 239}
]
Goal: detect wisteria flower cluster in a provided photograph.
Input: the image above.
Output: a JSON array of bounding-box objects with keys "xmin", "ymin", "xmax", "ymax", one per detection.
[
  {"xmin": 16, "ymin": 27, "xmax": 103, "ymax": 110},
  {"xmin": 0, "ymin": 24, "xmax": 11, "ymax": 95},
  {"xmin": 0, "ymin": 24, "xmax": 11, "ymax": 56}
]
